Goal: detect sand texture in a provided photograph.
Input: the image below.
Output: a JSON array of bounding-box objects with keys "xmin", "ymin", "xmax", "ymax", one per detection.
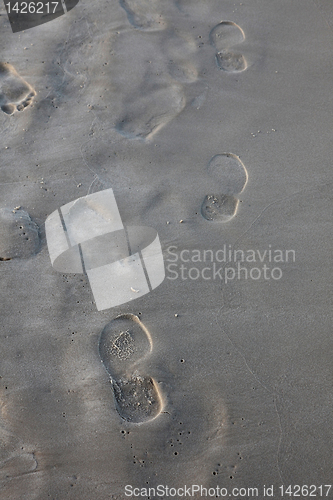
[{"xmin": 0, "ymin": 0, "xmax": 332, "ymax": 498}]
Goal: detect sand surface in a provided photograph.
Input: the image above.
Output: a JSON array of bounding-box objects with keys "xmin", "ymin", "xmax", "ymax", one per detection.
[{"xmin": 0, "ymin": 0, "xmax": 332, "ymax": 498}]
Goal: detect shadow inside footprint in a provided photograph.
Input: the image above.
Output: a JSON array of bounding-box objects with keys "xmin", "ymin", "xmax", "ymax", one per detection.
[
  {"xmin": 99, "ymin": 314, "xmax": 163, "ymax": 423},
  {"xmin": 0, "ymin": 63, "xmax": 36, "ymax": 115},
  {"xmin": 201, "ymin": 153, "xmax": 248, "ymax": 222}
]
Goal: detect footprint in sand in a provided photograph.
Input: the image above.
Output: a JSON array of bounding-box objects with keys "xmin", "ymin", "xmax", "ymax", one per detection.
[
  {"xmin": 0, "ymin": 426, "xmax": 38, "ymax": 483},
  {"xmin": 99, "ymin": 314, "xmax": 163, "ymax": 423},
  {"xmin": 0, "ymin": 208, "xmax": 40, "ymax": 261},
  {"xmin": 0, "ymin": 452, "xmax": 37, "ymax": 480},
  {"xmin": 165, "ymin": 32, "xmax": 198, "ymax": 84},
  {"xmin": 116, "ymin": 77, "xmax": 185, "ymax": 141},
  {"xmin": 0, "ymin": 63, "xmax": 36, "ymax": 115},
  {"xmin": 210, "ymin": 21, "xmax": 247, "ymax": 72},
  {"xmin": 119, "ymin": 0, "xmax": 166, "ymax": 31},
  {"xmin": 168, "ymin": 60, "xmax": 198, "ymax": 84},
  {"xmin": 201, "ymin": 153, "xmax": 248, "ymax": 222}
]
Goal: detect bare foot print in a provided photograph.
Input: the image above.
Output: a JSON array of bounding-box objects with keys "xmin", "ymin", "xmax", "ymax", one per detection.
[
  {"xmin": 201, "ymin": 153, "xmax": 248, "ymax": 222},
  {"xmin": 0, "ymin": 63, "xmax": 36, "ymax": 115},
  {"xmin": 116, "ymin": 77, "xmax": 185, "ymax": 141},
  {"xmin": 119, "ymin": 0, "xmax": 166, "ymax": 31},
  {"xmin": 0, "ymin": 207, "xmax": 40, "ymax": 260},
  {"xmin": 210, "ymin": 22, "xmax": 247, "ymax": 72},
  {"xmin": 99, "ymin": 314, "xmax": 163, "ymax": 423}
]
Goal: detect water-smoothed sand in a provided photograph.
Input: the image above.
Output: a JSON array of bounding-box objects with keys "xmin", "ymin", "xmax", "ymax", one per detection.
[{"xmin": 0, "ymin": 0, "xmax": 332, "ymax": 498}]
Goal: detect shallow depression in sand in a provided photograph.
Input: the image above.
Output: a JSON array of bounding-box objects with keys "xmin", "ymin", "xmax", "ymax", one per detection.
[
  {"xmin": 116, "ymin": 81, "xmax": 186, "ymax": 141},
  {"xmin": 0, "ymin": 208, "xmax": 40, "ymax": 260},
  {"xmin": 201, "ymin": 194, "xmax": 239, "ymax": 222},
  {"xmin": 209, "ymin": 21, "xmax": 245, "ymax": 51},
  {"xmin": 210, "ymin": 21, "xmax": 247, "ymax": 73},
  {"xmin": 216, "ymin": 51, "xmax": 247, "ymax": 72},
  {"xmin": 0, "ymin": 63, "xmax": 36, "ymax": 115},
  {"xmin": 207, "ymin": 153, "xmax": 248, "ymax": 195},
  {"xmin": 119, "ymin": 0, "xmax": 166, "ymax": 31},
  {"xmin": 0, "ymin": 452, "xmax": 37, "ymax": 480},
  {"xmin": 201, "ymin": 154, "xmax": 248, "ymax": 222},
  {"xmin": 99, "ymin": 314, "xmax": 163, "ymax": 423}
]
